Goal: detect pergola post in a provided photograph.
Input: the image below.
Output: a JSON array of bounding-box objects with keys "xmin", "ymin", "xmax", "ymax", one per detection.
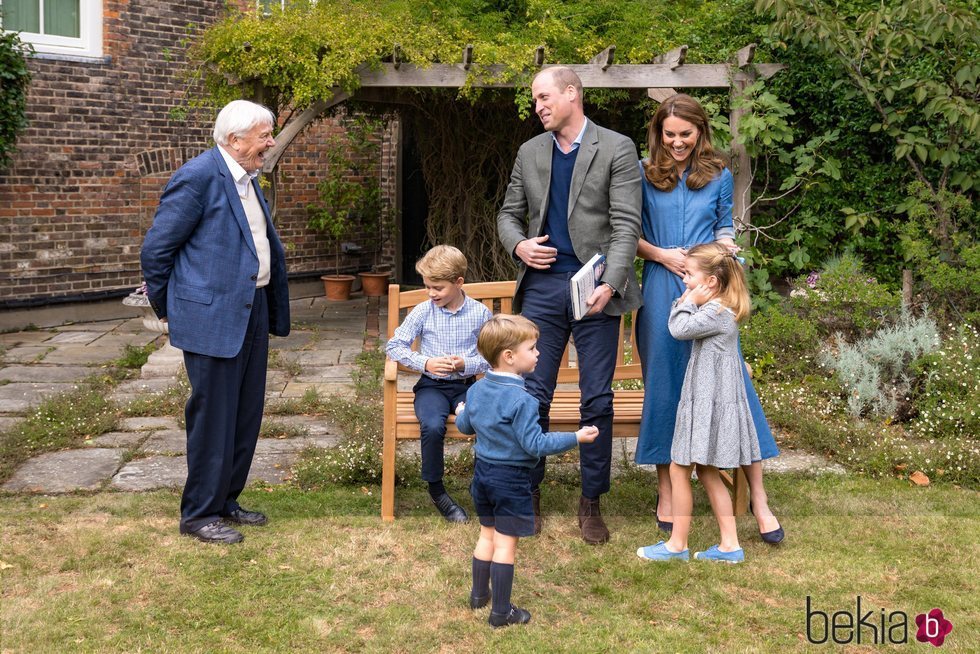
[{"xmin": 730, "ymin": 44, "xmax": 757, "ymax": 233}]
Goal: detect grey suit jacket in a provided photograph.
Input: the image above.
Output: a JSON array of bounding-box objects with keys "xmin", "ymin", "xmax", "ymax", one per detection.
[{"xmin": 497, "ymin": 120, "xmax": 643, "ymax": 315}]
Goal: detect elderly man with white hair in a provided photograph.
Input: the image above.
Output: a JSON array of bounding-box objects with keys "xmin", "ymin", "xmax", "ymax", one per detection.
[{"xmin": 141, "ymin": 100, "xmax": 291, "ymax": 544}]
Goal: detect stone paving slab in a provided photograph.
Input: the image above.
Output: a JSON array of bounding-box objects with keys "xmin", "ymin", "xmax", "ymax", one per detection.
[
  {"xmin": 288, "ymin": 350, "xmax": 342, "ymax": 366},
  {"xmin": 246, "ymin": 453, "xmax": 296, "ymax": 485},
  {"xmin": 3, "ymin": 448, "xmax": 125, "ymax": 493},
  {"xmin": 280, "ymin": 382, "xmax": 355, "ymax": 399},
  {"xmin": 0, "ymin": 382, "xmax": 82, "ymax": 413},
  {"xmin": 113, "ymin": 378, "xmax": 181, "ymax": 397},
  {"xmin": 293, "ymin": 366, "xmax": 354, "ymax": 383},
  {"xmin": 111, "ymin": 455, "xmax": 186, "ymax": 491},
  {"xmin": 270, "ymin": 332, "xmax": 317, "ymax": 350},
  {"xmin": 262, "ymin": 415, "xmax": 342, "ymax": 437},
  {"xmin": 91, "ymin": 333, "xmax": 162, "ymax": 349},
  {"xmin": 88, "ymin": 431, "xmax": 149, "ymax": 448},
  {"xmin": 113, "ymin": 318, "xmax": 154, "ymax": 334},
  {"xmin": 0, "ymin": 417, "xmax": 22, "ymax": 432},
  {"xmin": 1, "ymin": 346, "xmax": 55, "ymax": 363},
  {"xmin": 765, "ymin": 450, "xmax": 847, "ymax": 475},
  {"xmin": 42, "ymin": 345, "xmax": 125, "ymax": 365},
  {"xmin": 0, "ymin": 364, "xmax": 94, "ymax": 383},
  {"xmin": 118, "ymin": 416, "xmax": 180, "ymax": 431},
  {"xmin": 141, "ymin": 429, "xmax": 187, "ymax": 455},
  {"xmin": 48, "ymin": 331, "xmax": 105, "ymax": 345},
  {"xmin": 51, "ymin": 320, "xmax": 124, "ymax": 333},
  {"xmin": 0, "ymin": 331, "xmax": 54, "ymax": 346}
]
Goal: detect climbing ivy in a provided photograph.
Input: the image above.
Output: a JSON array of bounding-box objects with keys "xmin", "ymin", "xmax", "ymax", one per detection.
[{"xmin": 0, "ymin": 30, "xmax": 32, "ymax": 169}]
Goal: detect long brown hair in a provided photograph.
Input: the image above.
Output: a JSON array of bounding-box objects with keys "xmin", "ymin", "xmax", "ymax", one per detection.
[
  {"xmin": 642, "ymin": 94, "xmax": 726, "ymax": 192},
  {"xmin": 685, "ymin": 242, "xmax": 751, "ymax": 323}
]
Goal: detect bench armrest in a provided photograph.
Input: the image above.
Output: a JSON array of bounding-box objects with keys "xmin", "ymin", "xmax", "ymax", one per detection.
[{"xmin": 384, "ymin": 357, "xmax": 399, "ymax": 382}]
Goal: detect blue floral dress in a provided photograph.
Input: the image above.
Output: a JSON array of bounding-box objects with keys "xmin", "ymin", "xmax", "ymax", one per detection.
[{"xmin": 633, "ymin": 163, "xmax": 779, "ymax": 465}]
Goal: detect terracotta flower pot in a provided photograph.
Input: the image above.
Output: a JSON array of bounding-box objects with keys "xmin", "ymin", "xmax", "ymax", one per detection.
[
  {"xmin": 321, "ymin": 274, "xmax": 356, "ymax": 301},
  {"xmin": 358, "ymin": 271, "xmax": 390, "ymax": 297}
]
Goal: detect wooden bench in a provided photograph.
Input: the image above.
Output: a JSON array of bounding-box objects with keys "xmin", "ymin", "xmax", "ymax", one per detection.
[{"xmin": 381, "ymin": 280, "xmax": 747, "ymax": 521}]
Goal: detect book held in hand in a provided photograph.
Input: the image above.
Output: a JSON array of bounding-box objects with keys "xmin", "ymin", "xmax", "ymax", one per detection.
[{"xmin": 570, "ymin": 253, "xmax": 606, "ymax": 320}]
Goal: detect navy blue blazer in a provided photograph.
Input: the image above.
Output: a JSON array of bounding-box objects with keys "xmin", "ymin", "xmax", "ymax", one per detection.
[{"xmin": 140, "ymin": 147, "xmax": 290, "ymax": 358}]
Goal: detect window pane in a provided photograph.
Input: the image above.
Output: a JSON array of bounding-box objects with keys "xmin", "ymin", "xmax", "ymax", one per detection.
[
  {"xmin": 3, "ymin": 0, "xmax": 41, "ymax": 33},
  {"xmin": 44, "ymin": 0, "xmax": 80, "ymax": 38}
]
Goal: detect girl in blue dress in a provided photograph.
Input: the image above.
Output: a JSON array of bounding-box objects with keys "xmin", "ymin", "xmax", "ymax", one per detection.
[{"xmin": 634, "ymin": 94, "xmax": 783, "ymax": 544}]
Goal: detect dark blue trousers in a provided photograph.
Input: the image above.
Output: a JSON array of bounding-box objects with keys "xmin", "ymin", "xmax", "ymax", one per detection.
[
  {"xmin": 180, "ymin": 287, "xmax": 269, "ymax": 531},
  {"xmin": 413, "ymin": 375, "xmax": 474, "ymax": 483},
  {"xmin": 520, "ymin": 270, "xmax": 619, "ymax": 498}
]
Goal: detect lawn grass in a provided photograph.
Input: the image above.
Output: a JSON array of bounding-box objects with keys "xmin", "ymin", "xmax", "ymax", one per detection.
[{"xmin": 1, "ymin": 473, "xmax": 976, "ymax": 653}]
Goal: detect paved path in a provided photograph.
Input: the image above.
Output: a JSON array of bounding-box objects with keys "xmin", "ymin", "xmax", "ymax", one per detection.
[{"xmin": 0, "ymin": 294, "xmax": 845, "ymax": 495}]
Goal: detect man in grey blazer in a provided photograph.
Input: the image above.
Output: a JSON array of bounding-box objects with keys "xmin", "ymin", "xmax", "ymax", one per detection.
[{"xmin": 498, "ymin": 66, "xmax": 642, "ymax": 544}]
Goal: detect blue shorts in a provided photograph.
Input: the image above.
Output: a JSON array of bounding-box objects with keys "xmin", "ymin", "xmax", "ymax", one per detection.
[{"xmin": 470, "ymin": 458, "xmax": 536, "ymax": 538}]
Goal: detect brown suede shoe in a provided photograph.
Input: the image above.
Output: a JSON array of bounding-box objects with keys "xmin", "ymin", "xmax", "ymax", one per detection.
[
  {"xmin": 531, "ymin": 487, "xmax": 542, "ymax": 535},
  {"xmin": 578, "ymin": 496, "xmax": 609, "ymax": 545}
]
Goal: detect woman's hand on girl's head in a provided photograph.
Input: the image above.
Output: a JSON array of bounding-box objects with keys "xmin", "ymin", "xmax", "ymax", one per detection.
[{"xmin": 689, "ymin": 283, "xmax": 713, "ymax": 306}]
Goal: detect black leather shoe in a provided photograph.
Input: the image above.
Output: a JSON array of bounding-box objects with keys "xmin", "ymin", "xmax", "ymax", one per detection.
[
  {"xmin": 222, "ymin": 508, "xmax": 268, "ymax": 526},
  {"xmin": 432, "ymin": 493, "xmax": 469, "ymax": 523},
  {"xmin": 489, "ymin": 605, "xmax": 532, "ymax": 628},
  {"xmin": 469, "ymin": 593, "xmax": 490, "ymax": 609},
  {"xmin": 181, "ymin": 520, "xmax": 244, "ymax": 544}
]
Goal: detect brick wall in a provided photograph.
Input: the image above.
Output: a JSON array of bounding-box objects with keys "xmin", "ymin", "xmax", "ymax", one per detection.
[{"xmin": 0, "ymin": 1, "xmax": 391, "ymax": 307}]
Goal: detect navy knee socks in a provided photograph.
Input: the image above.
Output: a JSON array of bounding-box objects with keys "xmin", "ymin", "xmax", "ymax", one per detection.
[{"xmin": 490, "ymin": 562, "xmax": 515, "ymax": 614}]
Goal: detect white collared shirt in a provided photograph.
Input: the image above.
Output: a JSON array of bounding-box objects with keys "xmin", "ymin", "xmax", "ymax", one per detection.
[
  {"xmin": 217, "ymin": 145, "xmax": 258, "ymax": 198},
  {"xmin": 552, "ymin": 117, "xmax": 589, "ymax": 153}
]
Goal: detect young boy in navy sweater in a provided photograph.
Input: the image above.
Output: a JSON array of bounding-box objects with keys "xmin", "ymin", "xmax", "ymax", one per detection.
[
  {"xmin": 385, "ymin": 245, "xmax": 491, "ymax": 522},
  {"xmin": 455, "ymin": 314, "xmax": 598, "ymax": 628}
]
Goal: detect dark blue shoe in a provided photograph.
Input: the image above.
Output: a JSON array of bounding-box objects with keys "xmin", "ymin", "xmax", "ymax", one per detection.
[
  {"xmin": 655, "ymin": 494, "xmax": 673, "ymax": 533},
  {"xmin": 760, "ymin": 525, "xmax": 785, "ymax": 545}
]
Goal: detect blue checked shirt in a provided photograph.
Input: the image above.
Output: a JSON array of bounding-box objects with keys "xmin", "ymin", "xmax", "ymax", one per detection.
[{"xmin": 385, "ymin": 294, "xmax": 492, "ymax": 380}]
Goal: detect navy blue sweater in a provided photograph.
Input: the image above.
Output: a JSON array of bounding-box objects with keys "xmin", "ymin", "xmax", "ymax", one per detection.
[
  {"xmin": 455, "ymin": 372, "xmax": 578, "ymax": 468},
  {"xmin": 543, "ymin": 145, "xmax": 581, "ymax": 273}
]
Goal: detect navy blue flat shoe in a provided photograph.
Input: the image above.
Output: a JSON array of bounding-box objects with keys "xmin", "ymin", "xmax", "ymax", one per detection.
[
  {"xmin": 760, "ymin": 525, "xmax": 785, "ymax": 545},
  {"xmin": 750, "ymin": 501, "xmax": 784, "ymax": 544}
]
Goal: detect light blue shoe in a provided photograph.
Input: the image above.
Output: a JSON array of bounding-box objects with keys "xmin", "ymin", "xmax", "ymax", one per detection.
[
  {"xmin": 693, "ymin": 545, "xmax": 745, "ymax": 564},
  {"xmin": 636, "ymin": 540, "xmax": 689, "ymax": 562}
]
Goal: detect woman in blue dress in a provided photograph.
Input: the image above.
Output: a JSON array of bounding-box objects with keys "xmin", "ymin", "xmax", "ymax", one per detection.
[{"xmin": 634, "ymin": 94, "xmax": 783, "ymax": 543}]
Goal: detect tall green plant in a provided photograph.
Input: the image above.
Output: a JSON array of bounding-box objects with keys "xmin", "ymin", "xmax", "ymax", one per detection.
[
  {"xmin": 0, "ymin": 30, "xmax": 32, "ymax": 169},
  {"xmin": 758, "ymin": 0, "xmax": 979, "ymax": 253}
]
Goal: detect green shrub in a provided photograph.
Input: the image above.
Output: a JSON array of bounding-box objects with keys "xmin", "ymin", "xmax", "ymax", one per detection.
[
  {"xmin": 819, "ymin": 312, "xmax": 939, "ymax": 419},
  {"xmin": 789, "ymin": 253, "xmax": 901, "ymax": 340},
  {"xmin": 740, "ymin": 303, "xmax": 820, "ymax": 381},
  {"xmin": 909, "ymin": 324, "xmax": 980, "ymax": 440}
]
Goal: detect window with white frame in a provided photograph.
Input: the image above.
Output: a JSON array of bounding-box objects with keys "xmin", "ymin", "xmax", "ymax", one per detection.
[{"xmin": 0, "ymin": 0, "xmax": 103, "ymax": 59}]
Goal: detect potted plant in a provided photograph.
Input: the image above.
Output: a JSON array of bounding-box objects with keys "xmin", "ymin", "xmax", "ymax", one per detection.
[{"xmin": 307, "ymin": 115, "xmax": 386, "ymax": 300}]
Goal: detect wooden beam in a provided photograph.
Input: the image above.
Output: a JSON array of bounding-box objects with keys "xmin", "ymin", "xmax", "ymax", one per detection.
[
  {"xmin": 534, "ymin": 45, "xmax": 545, "ymax": 67},
  {"xmin": 646, "ymin": 88, "xmax": 676, "ymax": 103},
  {"xmin": 653, "ymin": 45, "xmax": 687, "ymax": 70},
  {"xmin": 462, "ymin": 44, "xmax": 473, "ymax": 70},
  {"xmin": 261, "ymin": 91, "xmax": 351, "ymax": 173},
  {"xmin": 589, "ymin": 45, "xmax": 616, "ymax": 71},
  {"xmin": 354, "ymin": 62, "xmax": 784, "ymax": 89},
  {"xmin": 736, "ymin": 43, "xmax": 756, "ymax": 68}
]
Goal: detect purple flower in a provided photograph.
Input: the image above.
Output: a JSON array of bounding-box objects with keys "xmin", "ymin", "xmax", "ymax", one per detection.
[{"xmin": 806, "ymin": 272, "xmax": 820, "ymax": 288}]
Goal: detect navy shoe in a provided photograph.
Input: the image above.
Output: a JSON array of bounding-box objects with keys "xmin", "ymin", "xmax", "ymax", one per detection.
[
  {"xmin": 489, "ymin": 605, "xmax": 531, "ymax": 628},
  {"xmin": 469, "ymin": 593, "xmax": 490, "ymax": 609},
  {"xmin": 760, "ymin": 525, "xmax": 785, "ymax": 545},
  {"xmin": 749, "ymin": 501, "xmax": 784, "ymax": 544},
  {"xmin": 432, "ymin": 493, "xmax": 469, "ymax": 523},
  {"xmin": 181, "ymin": 520, "xmax": 244, "ymax": 544},
  {"xmin": 223, "ymin": 508, "xmax": 268, "ymax": 526}
]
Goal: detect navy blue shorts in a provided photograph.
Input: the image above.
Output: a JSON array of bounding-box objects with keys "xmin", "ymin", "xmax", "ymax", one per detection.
[{"xmin": 470, "ymin": 458, "xmax": 536, "ymax": 538}]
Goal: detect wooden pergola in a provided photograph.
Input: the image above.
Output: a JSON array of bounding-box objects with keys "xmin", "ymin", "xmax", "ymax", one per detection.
[{"xmin": 260, "ymin": 43, "xmax": 784, "ymax": 231}]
